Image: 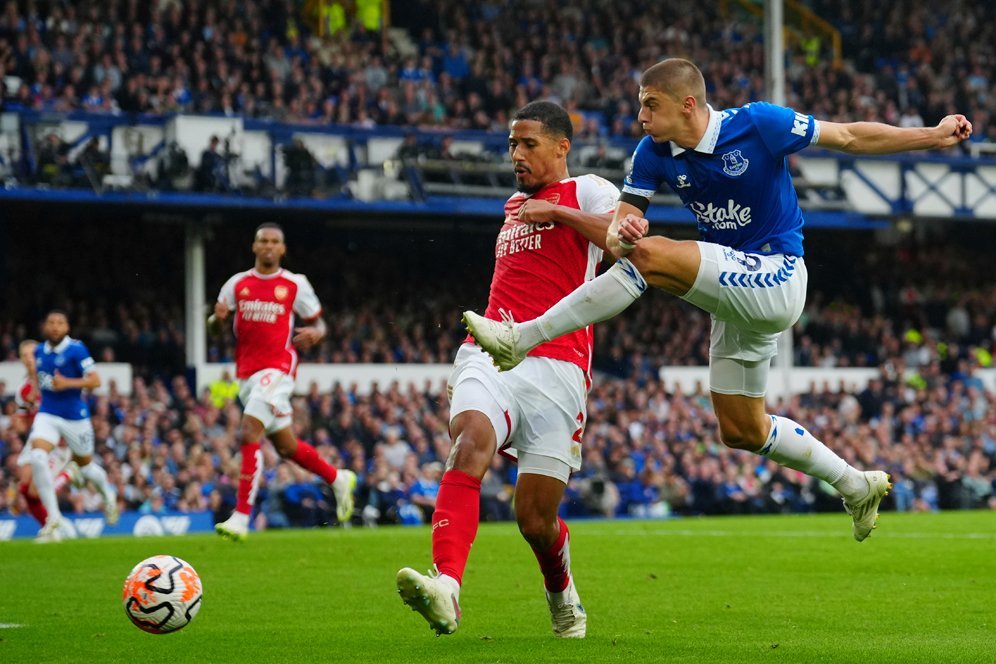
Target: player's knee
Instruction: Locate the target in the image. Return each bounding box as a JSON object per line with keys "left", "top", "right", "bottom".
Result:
{"left": 718, "top": 423, "right": 765, "bottom": 452}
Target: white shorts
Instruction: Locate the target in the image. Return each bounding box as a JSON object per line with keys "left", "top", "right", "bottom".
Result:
{"left": 239, "top": 369, "right": 295, "bottom": 435}
{"left": 682, "top": 241, "right": 808, "bottom": 363}
{"left": 448, "top": 344, "right": 586, "bottom": 479}
{"left": 27, "top": 412, "right": 95, "bottom": 457}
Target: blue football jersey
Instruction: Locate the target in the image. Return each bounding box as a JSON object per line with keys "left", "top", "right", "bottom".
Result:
{"left": 622, "top": 102, "right": 819, "bottom": 256}
{"left": 35, "top": 336, "right": 94, "bottom": 420}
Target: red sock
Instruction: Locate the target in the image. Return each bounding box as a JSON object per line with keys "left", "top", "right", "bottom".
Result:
{"left": 235, "top": 442, "right": 262, "bottom": 516}
{"left": 291, "top": 440, "right": 337, "bottom": 484}
{"left": 531, "top": 517, "right": 572, "bottom": 593}
{"left": 18, "top": 482, "right": 48, "bottom": 525}
{"left": 431, "top": 469, "right": 482, "bottom": 586}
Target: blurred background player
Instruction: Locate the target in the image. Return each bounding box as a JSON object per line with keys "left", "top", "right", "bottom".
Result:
{"left": 14, "top": 339, "right": 81, "bottom": 531}
{"left": 210, "top": 223, "right": 356, "bottom": 541}
{"left": 397, "top": 101, "right": 630, "bottom": 638}
{"left": 25, "top": 311, "right": 117, "bottom": 542}
{"left": 465, "top": 58, "right": 974, "bottom": 542}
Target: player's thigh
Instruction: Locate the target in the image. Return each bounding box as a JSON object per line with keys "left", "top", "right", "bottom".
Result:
{"left": 26, "top": 413, "right": 60, "bottom": 452}
{"left": 448, "top": 347, "right": 512, "bottom": 473}
{"left": 628, "top": 236, "right": 702, "bottom": 297}
{"left": 239, "top": 369, "right": 293, "bottom": 436}
{"left": 57, "top": 418, "right": 96, "bottom": 457}
{"left": 683, "top": 242, "right": 808, "bottom": 333}
{"left": 504, "top": 357, "right": 587, "bottom": 472}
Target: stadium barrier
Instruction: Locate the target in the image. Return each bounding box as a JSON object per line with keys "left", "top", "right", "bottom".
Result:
{"left": 0, "top": 510, "right": 214, "bottom": 541}
{"left": 0, "top": 362, "right": 133, "bottom": 396}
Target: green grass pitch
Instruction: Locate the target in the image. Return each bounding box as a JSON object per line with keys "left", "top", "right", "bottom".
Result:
{"left": 1, "top": 511, "right": 993, "bottom": 663}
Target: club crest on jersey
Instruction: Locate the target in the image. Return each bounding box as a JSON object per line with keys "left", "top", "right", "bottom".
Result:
{"left": 542, "top": 193, "right": 560, "bottom": 205}
{"left": 274, "top": 285, "right": 288, "bottom": 300}
{"left": 721, "top": 150, "right": 749, "bottom": 177}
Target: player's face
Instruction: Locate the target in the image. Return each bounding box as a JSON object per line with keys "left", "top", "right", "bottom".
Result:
{"left": 637, "top": 86, "right": 684, "bottom": 143}
{"left": 252, "top": 228, "right": 286, "bottom": 268}
{"left": 43, "top": 313, "right": 69, "bottom": 343}
{"left": 508, "top": 119, "right": 569, "bottom": 194}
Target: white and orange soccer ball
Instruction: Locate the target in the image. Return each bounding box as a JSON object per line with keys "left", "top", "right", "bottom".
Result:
{"left": 122, "top": 555, "right": 203, "bottom": 634}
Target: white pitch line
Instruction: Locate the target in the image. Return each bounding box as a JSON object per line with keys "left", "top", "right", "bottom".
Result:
{"left": 0, "top": 623, "right": 26, "bottom": 628}
{"left": 617, "top": 528, "right": 996, "bottom": 540}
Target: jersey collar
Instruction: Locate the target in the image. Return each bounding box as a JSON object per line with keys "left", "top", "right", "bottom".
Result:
{"left": 670, "top": 105, "right": 724, "bottom": 156}
{"left": 44, "top": 336, "right": 72, "bottom": 353}
{"left": 250, "top": 268, "right": 285, "bottom": 279}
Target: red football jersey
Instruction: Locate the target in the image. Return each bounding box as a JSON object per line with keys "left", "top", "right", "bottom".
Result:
{"left": 470, "top": 174, "right": 619, "bottom": 377}
{"left": 218, "top": 268, "right": 322, "bottom": 379}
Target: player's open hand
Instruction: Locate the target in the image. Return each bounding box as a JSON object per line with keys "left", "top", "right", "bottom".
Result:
{"left": 936, "top": 114, "right": 972, "bottom": 147}
{"left": 517, "top": 198, "right": 557, "bottom": 224}
{"left": 292, "top": 326, "right": 322, "bottom": 350}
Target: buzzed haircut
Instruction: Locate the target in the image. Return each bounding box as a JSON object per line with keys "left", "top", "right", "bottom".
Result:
{"left": 512, "top": 101, "right": 574, "bottom": 142}
{"left": 46, "top": 309, "right": 69, "bottom": 322}
{"left": 255, "top": 222, "right": 284, "bottom": 238}
{"left": 641, "top": 58, "right": 707, "bottom": 106}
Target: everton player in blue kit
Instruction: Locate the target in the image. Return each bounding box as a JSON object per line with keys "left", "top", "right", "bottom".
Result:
{"left": 464, "top": 58, "right": 972, "bottom": 541}
{"left": 26, "top": 310, "right": 118, "bottom": 541}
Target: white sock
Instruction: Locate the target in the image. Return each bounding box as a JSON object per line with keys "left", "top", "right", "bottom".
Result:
{"left": 518, "top": 258, "right": 648, "bottom": 350}
{"left": 29, "top": 447, "right": 61, "bottom": 522}
{"left": 759, "top": 416, "right": 864, "bottom": 498}
{"left": 227, "top": 511, "right": 250, "bottom": 529}
{"left": 80, "top": 461, "right": 116, "bottom": 503}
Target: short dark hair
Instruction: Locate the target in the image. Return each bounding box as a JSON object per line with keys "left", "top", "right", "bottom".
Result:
{"left": 512, "top": 101, "right": 573, "bottom": 141}
{"left": 255, "top": 222, "right": 284, "bottom": 237}
{"left": 46, "top": 309, "right": 69, "bottom": 323}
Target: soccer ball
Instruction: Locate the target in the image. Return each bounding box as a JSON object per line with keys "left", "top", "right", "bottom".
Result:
{"left": 122, "top": 555, "right": 203, "bottom": 634}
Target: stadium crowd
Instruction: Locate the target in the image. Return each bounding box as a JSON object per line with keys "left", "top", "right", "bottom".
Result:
{"left": 0, "top": 0, "right": 992, "bottom": 145}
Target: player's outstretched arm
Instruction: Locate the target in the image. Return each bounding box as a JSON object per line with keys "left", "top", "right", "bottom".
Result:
{"left": 517, "top": 198, "right": 614, "bottom": 250}
{"left": 816, "top": 115, "right": 972, "bottom": 155}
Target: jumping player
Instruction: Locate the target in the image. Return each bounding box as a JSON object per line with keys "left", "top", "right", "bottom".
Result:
{"left": 465, "top": 58, "right": 973, "bottom": 542}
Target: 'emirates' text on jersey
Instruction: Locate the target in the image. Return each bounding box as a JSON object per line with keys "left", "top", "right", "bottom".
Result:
{"left": 35, "top": 336, "right": 94, "bottom": 420}
{"left": 472, "top": 174, "right": 619, "bottom": 376}
{"left": 622, "top": 102, "right": 820, "bottom": 256}
{"left": 218, "top": 268, "right": 322, "bottom": 379}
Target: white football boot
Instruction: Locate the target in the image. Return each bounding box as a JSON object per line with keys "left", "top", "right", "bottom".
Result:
{"left": 546, "top": 579, "right": 587, "bottom": 638}
{"left": 462, "top": 309, "right": 530, "bottom": 371}
{"left": 215, "top": 512, "right": 250, "bottom": 542}
{"left": 332, "top": 469, "right": 357, "bottom": 525}
{"left": 396, "top": 567, "right": 461, "bottom": 636}
{"left": 35, "top": 517, "right": 65, "bottom": 543}
{"left": 842, "top": 471, "right": 892, "bottom": 542}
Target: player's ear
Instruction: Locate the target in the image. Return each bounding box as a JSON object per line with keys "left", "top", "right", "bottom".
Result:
{"left": 559, "top": 137, "right": 571, "bottom": 158}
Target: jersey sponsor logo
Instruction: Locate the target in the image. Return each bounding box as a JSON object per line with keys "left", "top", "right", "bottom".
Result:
{"left": 689, "top": 199, "right": 752, "bottom": 229}
{"left": 791, "top": 112, "right": 810, "bottom": 137}
{"left": 675, "top": 174, "right": 691, "bottom": 188}
{"left": 240, "top": 287, "right": 251, "bottom": 297}
{"left": 238, "top": 299, "right": 287, "bottom": 323}
{"left": 274, "top": 285, "right": 289, "bottom": 301}
{"left": 721, "top": 149, "right": 749, "bottom": 176}
{"left": 495, "top": 220, "right": 552, "bottom": 258}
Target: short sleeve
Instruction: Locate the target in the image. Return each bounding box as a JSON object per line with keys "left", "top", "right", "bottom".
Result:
{"left": 291, "top": 274, "right": 322, "bottom": 320}
{"left": 576, "top": 174, "right": 620, "bottom": 214}
{"left": 621, "top": 136, "right": 665, "bottom": 201}
{"left": 748, "top": 102, "right": 819, "bottom": 158}
{"left": 217, "top": 272, "right": 242, "bottom": 310}
{"left": 76, "top": 343, "right": 96, "bottom": 374}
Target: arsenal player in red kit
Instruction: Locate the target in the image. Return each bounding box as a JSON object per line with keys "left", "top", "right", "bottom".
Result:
{"left": 210, "top": 223, "right": 356, "bottom": 541}
{"left": 397, "top": 102, "right": 643, "bottom": 638}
